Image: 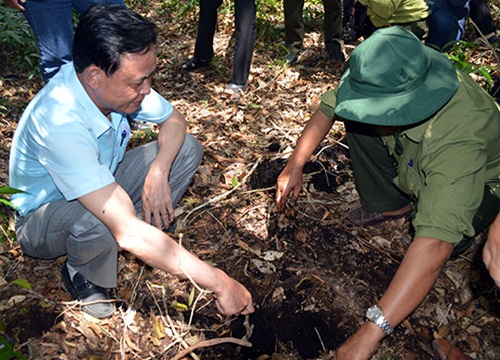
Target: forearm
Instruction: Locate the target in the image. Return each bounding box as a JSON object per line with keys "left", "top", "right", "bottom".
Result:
{"left": 79, "top": 183, "right": 253, "bottom": 315}
{"left": 79, "top": 183, "right": 224, "bottom": 290}
{"left": 119, "top": 219, "right": 227, "bottom": 290}
{"left": 149, "top": 108, "right": 187, "bottom": 177}
{"left": 380, "top": 237, "right": 453, "bottom": 329}
{"left": 287, "top": 109, "right": 334, "bottom": 169}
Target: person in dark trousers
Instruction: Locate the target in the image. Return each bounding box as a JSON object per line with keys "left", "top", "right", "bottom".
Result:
{"left": 426, "top": 0, "right": 470, "bottom": 50}
{"left": 276, "top": 26, "right": 500, "bottom": 358}
{"left": 9, "top": 5, "right": 255, "bottom": 319}
{"left": 179, "top": 0, "right": 256, "bottom": 93}
{"left": 342, "top": 0, "right": 375, "bottom": 42}
{"left": 470, "top": 0, "right": 498, "bottom": 44}
{"left": 283, "top": 0, "right": 345, "bottom": 64}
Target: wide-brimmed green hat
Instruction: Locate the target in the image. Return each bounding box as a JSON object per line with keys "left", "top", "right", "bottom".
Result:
{"left": 334, "top": 26, "right": 459, "bottom": 126}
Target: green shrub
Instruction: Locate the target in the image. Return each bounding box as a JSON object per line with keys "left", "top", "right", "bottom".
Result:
{"left": 446, "top": 40, "right": 496, "bottom": 90}
{"left": 0, "top": 2, "right": 40, "bottom": 80}
{"left": 0, "top": 186, "right": 22, "bottom": 244}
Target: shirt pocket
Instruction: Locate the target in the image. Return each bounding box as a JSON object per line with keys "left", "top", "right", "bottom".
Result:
{"left": 394, "top": 161, "right": 422, "bottom": 199}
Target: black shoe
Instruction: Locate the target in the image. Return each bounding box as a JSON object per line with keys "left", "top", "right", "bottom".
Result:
{"left": 284, "top": 53, "right": 299, "bottom": 66}
{"left": 488, "top": 34, "right": 499, "bottom": 44}
{"left": 179, "top": 56, "right": 211, "bottom": 71}
{"left": 61, "top": 262, "right": 114, "bottom": 318}
{"left": 325, "top": 39, "right": 345, "bottom": 62}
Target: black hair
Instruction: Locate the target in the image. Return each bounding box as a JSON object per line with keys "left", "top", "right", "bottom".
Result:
{"left": 73, "top": 5, "right": 158, "bottom": 75}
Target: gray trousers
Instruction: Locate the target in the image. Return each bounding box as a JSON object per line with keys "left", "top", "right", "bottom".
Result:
{"left": 15, "top": 134, "right": 203, "bottom": 288}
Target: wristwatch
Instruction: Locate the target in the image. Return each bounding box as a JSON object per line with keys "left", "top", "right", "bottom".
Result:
{"left": 366, "top": 305, "right": 394, "bottom": 335}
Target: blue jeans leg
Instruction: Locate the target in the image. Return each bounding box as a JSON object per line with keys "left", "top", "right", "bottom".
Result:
{"left": 426, "top": 0, "right": 470, "bottom": 50}
{"left": 22, "top": 0, "right": 125, "bottom": 82}
{"left": 427, "top": 9, "right": 460, "bottom": 49}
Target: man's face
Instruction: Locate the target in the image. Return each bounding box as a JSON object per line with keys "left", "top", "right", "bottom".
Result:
{"left": 91, "top": 46, "right": 157, "bottom": 115}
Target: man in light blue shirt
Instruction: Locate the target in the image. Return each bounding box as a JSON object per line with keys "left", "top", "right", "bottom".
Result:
{"left": 9, "top": 5, "right": 254, "bottom": 319}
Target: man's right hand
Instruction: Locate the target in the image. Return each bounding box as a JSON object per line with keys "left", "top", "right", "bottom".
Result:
{"left": 212, "top": 269, "right": 255, "bottom": 316}
{"left": 275, "top": 162, "right": 303, "bottom": 212}
{"left": 5, "top": 0, "right": 26, "bottom": 11}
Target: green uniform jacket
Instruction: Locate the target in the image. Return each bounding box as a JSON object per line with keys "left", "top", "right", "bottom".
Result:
{"left": 358, "top": 0, "right": 430, "bottom": 27}
{"left": 320, "top": 71, "right": 500, "bottom": 244}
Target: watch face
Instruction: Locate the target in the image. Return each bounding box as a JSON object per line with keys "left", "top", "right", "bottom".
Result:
{"left": 366, "top": 305, "right": 381, "bottom": 320}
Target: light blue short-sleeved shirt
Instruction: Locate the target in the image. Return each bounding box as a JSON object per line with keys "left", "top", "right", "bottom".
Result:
{"left": 9, "top": 62, "right": 173, "bottom": 217}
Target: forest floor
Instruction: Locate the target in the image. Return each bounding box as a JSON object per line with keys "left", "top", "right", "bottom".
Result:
{"left": 0, "top": 1, "right": 499, "bottom": 359}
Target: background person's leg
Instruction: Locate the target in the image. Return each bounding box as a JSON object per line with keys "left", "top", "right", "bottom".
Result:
{"left": 284, "top": 0, "right": 305, "bottom": 56}
{"left": 193, "top": 0, "right": 223, "bottom": 61}
{"left": 469, "top": 0, "right": 496, "bottom": 39}
{"left": 323, "top": 0, "right": 344, "bottom": 61}
{"left": 22, "top": 0, "right": 74, "bottom": 82}
{"left": 231, "top": 0, "right": 256, "bottom": 86}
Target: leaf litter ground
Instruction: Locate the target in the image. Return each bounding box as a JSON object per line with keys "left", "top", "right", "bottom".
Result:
{"left": 0, "top": 2, "right": 499, "bottom": 359}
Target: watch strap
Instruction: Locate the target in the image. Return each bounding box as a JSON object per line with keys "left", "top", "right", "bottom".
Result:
{"left": 374, "top": 316, "right": 394, "bottom": 335}
{"left": 366, "top": 305, "right": 394, "bottom": 336}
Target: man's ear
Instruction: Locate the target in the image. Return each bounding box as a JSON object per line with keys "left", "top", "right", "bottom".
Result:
{"left": 85, "top": 65, "right": 105, "bottom": 89}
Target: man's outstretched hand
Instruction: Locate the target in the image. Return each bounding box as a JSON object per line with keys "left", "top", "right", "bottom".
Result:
{"left": 212, "top": 269, "right": 255, "bottom": 316}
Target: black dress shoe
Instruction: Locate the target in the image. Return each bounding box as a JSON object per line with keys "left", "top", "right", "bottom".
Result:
{"left": 61, "top": 262, "right": 114, "bottom": 318}
{"left": 284, "top": 53, "right": 299, "bottom": 66}
{"left": 325, "top": 39, "right": 345, "bottom": 62}
{"left": 179, "top": 56, "right": 211, "bottom": 71}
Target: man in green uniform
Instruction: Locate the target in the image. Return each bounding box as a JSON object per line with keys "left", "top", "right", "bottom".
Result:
{"left": 360, "top": 0, "right": 430, "bottom": 30}
{"left": 276, "top": 26, "right": 500, "bottom": 358}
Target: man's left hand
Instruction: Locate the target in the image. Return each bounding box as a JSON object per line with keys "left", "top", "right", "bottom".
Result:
{"left": 142, "top": 175, "right": 174, "bottom": 229}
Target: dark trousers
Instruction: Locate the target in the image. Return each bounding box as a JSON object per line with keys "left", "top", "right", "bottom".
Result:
{"left": 426, "top": 0, "right": 469, "bottom": 50}
{"left": 194, "top": 0, "right": 256, "bottom": 85}
{"left": 469, "top": 0, "right": 496, "bottom": 36}
{"left": 345, "top": 121, "right": 410, "bottom": 213}
{"left": 284, "top": 0, "right": 342, "bottom": 55}
{"left": 345, "top": 121, "right": 500, "bottom": 237}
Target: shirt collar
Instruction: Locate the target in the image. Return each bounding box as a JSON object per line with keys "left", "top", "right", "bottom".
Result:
{"left": 63, "top": 63, "right": 117, "bottom": 136}
{"left": 400, "top": 118, "right": 430, "bottom": 143}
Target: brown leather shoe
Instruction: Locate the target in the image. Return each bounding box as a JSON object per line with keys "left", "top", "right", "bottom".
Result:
{"left": 432, "top": 338, "right": 473, "bottom": 360}
{"left": 346, "top": 206, "right": 411, "bottom": 227}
